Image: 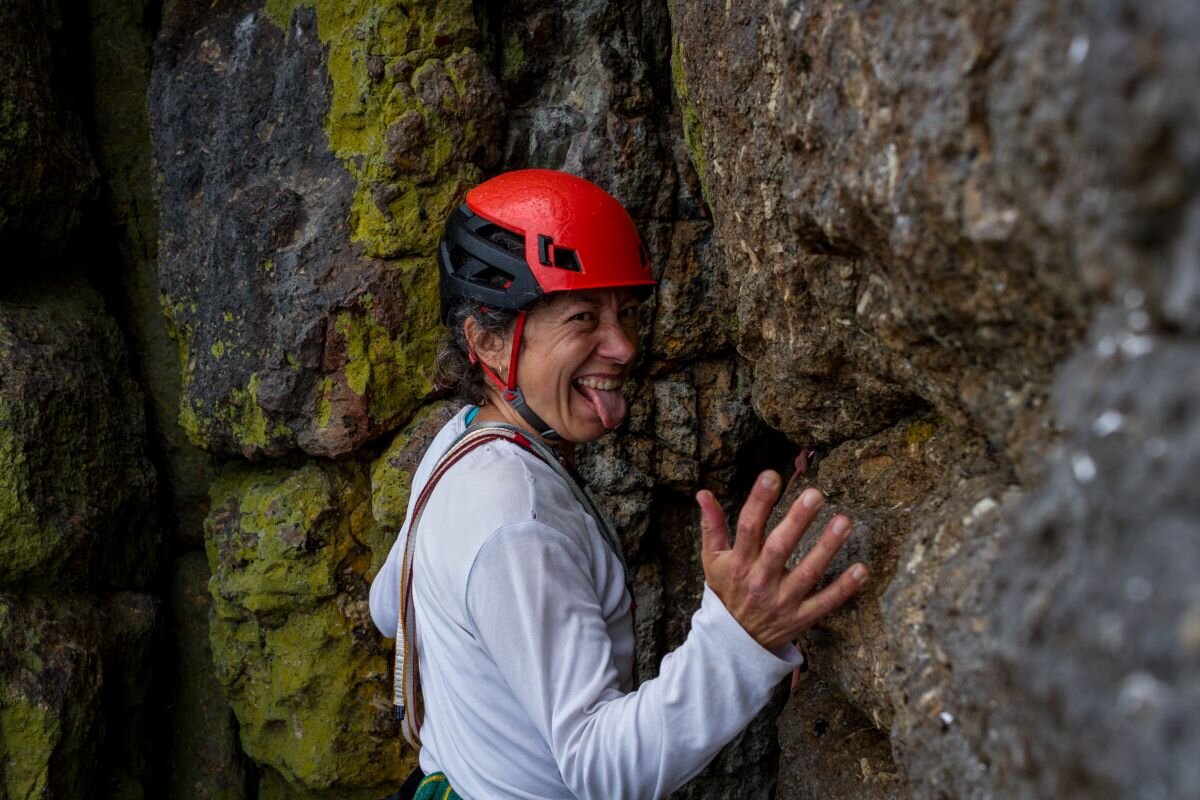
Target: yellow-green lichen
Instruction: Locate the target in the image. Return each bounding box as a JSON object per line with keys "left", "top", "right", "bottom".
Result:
{"left": 315, "top": 376, "right": 335, "bottom": 429}
{"left": 501, "top": 35, "right": 525, "bottom": 82}
{"left": 178, "top": 398, "right": 209, "bottom": 449}
{"left": 203, "top": 461, "right": 415, "bottom": 795}
{"left": 264, "top": 0, "right": 485, "bottom": 259}
{"left": 0, "top": 701, "right": 59, "bottom": 799}
{"left": 905, "top": 412, "right": 945, "bottom": 446}
{"left": 672, "top": 37, "right": 709, "bottom": 206}
{"left": 228, "top": 373, "right": 270, "bottom": 450}
{"left": 331, "top": 262, "right": 439, "bottom": 425}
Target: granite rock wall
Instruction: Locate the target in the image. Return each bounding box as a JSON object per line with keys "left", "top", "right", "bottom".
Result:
{"left": 1, "top": 0, "right": 1196, "bottom": 798}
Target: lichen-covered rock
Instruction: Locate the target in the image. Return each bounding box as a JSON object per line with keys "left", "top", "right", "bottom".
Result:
{"left": 0, "top": 595, "right": 102, "bottom": 799}
{"left": 204, "top": 460, "right": 414, "bottom": 797}
{"left": 369, "top": 400, "right": 458, "bottom": 537}
{"left": 0, "top": 279, "right": 159, "bottom": 589}
{"left": 0, "top": 0, "right": 99, "bottom": 270}
{"left": 0, "top": 592, "right": 159, "bottom": 799}
{"left": 168, "top": 552, "right": 248, "bottom": 800}
{"left": 149, "top": 0, "right": 501, "bottom": 458}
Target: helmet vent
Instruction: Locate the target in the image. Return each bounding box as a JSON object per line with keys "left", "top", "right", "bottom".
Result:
{"left": 471, "top": 266, "right": 515, "bottom": 290}
{"left": 553, "top": 247, "right": 581, "bottom": 272}
{"left": 478, "top": 223, "right": 524, "bottom": 255}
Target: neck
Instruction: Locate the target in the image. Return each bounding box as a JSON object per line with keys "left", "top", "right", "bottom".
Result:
{"left": 473, "top": 400, "right": 576, "bottom": 465}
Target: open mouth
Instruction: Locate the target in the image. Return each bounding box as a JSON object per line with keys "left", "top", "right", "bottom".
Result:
{"left": 572, "top": 376, "right": 627, "bottom": 429}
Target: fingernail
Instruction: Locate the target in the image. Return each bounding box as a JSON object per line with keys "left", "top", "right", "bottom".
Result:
{"left": 760, "top": 472, "right": 779, "bottom": 490}
{"left": 832, "top": 516, "right": 851, "bottom": 537}
{"left": 851, "top": 565, "right": 867, "bottom": 581}
{"left": 801, "top": 488, "right": 824, "bottom": 509}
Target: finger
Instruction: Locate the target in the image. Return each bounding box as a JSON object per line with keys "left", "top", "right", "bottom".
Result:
{"left": 732, "top": 471, "right": 782, "bottom": 558}
{"left": 795, "top": 563, "right": 868, "bottom": 629}
{"left": 758, "top": 488, "right": 826, "bottom": 574}
{"left": 782, "top": 513, "right": 852, "bottom": 598}
{"left": 696, "top": 490, "right": 731, "bottom": 555}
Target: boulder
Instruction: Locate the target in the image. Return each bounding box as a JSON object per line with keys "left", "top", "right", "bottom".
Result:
{"left": 204, "top": 460, "right": 415, "bottom": 797}
{"left": 0, "top": 592, "right": 159, "bottom": 799}
{"left": 0, "top": 279, "right": 159, "bottom": 589}
{"left": 149, "top": 0, "right": 501, "bottom": 458}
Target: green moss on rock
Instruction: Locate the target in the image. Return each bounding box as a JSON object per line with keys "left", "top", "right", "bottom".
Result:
{"left": 671, "top": 37, "right": 709, "bottom": 206}
{"left": 264, "top": 0, "right": 494, "bottom": 259}
{"left": 204, "top": 460, "right": 416, "bottom": 796}
{"left": 368, "top": 400, "right": 457, "bottom": 574}
{"left": 0, "top": 283, "right": 159, "bottom": 588}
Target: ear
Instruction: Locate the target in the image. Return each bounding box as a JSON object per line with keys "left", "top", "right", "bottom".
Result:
{"left": 463, "top": 316, "right": 512, "bottom": 380}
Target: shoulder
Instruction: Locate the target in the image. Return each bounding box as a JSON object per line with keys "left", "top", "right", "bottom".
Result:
{"left": 426, "top": 436, "right": 583, "bottom": 533}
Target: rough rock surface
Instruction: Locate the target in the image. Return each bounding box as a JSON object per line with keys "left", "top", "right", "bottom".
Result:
{"left": 204, "top": 460, "right": 414, "bottom": 798}
{"left": 0, "top": 279, "right": 159, "bottom": 589}
{"left": 86, "top": 0, "right": 217, "bottom": 546}
{"left": 168, "top": 552, "right": 249, "bottom": 800}
{"left": 149, "top": 0, "right": 501, "bottom": 459}
{"left": 0, "top": 0, "right": 98, "bottom": 270}
{"left": 4, "top": 0, "right": 1196, "bottom": 797}
{"left": 0, "top": 592, "right": 159, "bottom": 799}
{"left": 670, "top": 0, "right": 1200, "bottom": 796}
{"left": 370, "top": 400, "right": 458, "bottom": 537}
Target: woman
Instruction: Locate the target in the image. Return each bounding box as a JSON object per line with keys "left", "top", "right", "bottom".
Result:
{"left": 369, "top": 169, "right": 867, "bottom": 799}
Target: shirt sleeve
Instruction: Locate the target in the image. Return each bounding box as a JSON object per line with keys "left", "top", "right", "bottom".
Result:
{"left": 465, "top": 521, "right": 802, "bottom": 799}
{"left": 368, "top": 527, "right": 402, "bottom": 637}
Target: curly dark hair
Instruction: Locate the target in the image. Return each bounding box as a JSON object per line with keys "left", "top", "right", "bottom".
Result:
{"left": 433, "top": 301, "right": 528, "bottom": 405}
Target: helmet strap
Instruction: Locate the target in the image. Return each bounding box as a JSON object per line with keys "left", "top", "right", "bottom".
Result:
{"left": 468, "top": 311, "right": 560, "bottom": 441}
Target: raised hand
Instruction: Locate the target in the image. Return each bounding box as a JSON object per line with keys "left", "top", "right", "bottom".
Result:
{"left": 696, "top": 470, "right": 867, "bottom": 652}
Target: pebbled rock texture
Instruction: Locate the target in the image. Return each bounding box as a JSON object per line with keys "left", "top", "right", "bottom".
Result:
{"left": 150, "top": 0, "right": 501, "bottom": 459}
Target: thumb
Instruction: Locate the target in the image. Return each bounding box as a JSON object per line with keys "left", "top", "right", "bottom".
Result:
{"left": 696, "top": 490, "right": 730, "bottom": 555}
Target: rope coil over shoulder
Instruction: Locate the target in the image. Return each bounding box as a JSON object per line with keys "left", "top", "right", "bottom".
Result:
{"left": 393, "top": 422, "right": 630, "bottom": 749}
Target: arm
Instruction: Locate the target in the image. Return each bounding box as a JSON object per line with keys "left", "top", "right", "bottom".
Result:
{"left": 467, "top": 522, "right": 801, "bottom": 799}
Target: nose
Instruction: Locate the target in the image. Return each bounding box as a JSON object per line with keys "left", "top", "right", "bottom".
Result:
{"left": 596, "top": 313, "right": 638, "bottom": 365}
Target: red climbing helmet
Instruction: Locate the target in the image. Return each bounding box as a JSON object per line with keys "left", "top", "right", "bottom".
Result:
{"left": 437, "top": 169, "right": 656, "bottom": 323}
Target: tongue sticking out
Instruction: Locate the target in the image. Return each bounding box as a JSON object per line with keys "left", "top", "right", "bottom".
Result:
{"left": 575, "top": 384, "right": 627, "bottom": 430}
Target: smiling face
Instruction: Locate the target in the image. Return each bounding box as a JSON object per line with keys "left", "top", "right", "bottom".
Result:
{"left": 473, "top": 288, "right": 642, "bottom": 444}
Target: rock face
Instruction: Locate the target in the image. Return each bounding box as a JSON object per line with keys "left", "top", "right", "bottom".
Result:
{"left": 670, "top": 0, "right": 1200, "bottom": 797}
{"left": 204, "top": 461, "right": 414, "bottom": 798}
{"left": 149, "top": 0, "right": 501, "bottom": 459}
{"left": 3, "top": 0, "right": 1197, "bottom": 798}
{"left": 0, "top": 0, "right": 99, "bottom": 269}
{"left": 0, "top": 592, "right": 160, "bottom": 799}
{"left": 0, "top": 280, "right": 159, "bottom": 589}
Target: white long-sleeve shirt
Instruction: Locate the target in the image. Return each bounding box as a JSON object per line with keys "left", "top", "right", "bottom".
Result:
{"left": 369, "top": 408, "right": 802, "bottom": 799}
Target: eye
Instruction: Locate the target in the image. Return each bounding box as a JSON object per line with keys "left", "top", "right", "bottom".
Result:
{"left": 618, "top": 305, "right": 639, "bottom": 320}
{"left": 569, "top": 311, "right": 596, "bottom": 323}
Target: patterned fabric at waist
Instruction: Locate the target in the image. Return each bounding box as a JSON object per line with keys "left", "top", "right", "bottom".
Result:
{"left": 414, "top": 771, "right": 462, "bottom": 800}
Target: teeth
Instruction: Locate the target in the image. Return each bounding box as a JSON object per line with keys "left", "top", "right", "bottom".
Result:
{"left": 574, "top": 377, "right": 622, "bottom": 391}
